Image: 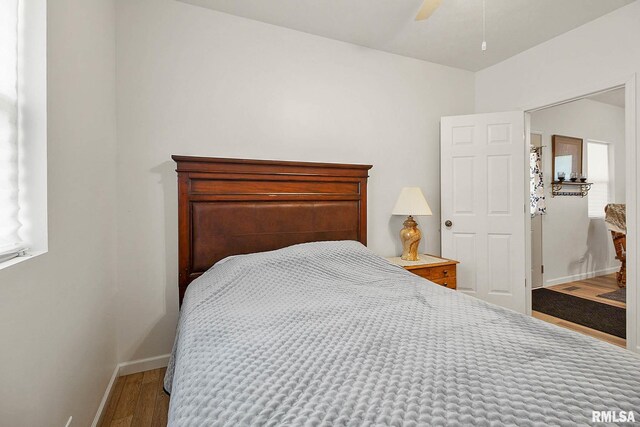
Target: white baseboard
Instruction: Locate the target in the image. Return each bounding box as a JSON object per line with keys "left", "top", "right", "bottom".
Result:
{"left": 90, "top": 364, "right": 119, "bottom": 427}
{"left": 118, "top": 353, "right": 171, "bottom": 376}
{"left": 543, "top": 267, "right": 620, "bottom": 287}
{"left": 91, "top": 354, "right": 170, "bottom": 427}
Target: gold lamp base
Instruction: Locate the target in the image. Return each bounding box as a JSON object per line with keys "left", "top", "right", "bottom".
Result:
{"left": 400, "top": 215, "right": 422, "bottom": 261}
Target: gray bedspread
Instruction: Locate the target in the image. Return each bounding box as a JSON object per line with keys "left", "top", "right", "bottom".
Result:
{"left": 165, "top": 241, "right": 640, "bottom": 426}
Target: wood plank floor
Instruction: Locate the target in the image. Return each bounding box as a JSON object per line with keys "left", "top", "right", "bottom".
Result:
{"left": 543, "top": 273, "right": 625, "bottom": 309}
{"left": 99, "top": 368, "right": 169, "bottom": 427}
{"left": 532, "top": 273, "right": 626, "bottom": 348}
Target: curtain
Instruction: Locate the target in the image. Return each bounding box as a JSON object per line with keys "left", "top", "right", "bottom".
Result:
{"left": 0, "top": 0, "right": 23, "bottom": 261}
{"left": 530, "top": 149, "right": 546, "bottom": 217}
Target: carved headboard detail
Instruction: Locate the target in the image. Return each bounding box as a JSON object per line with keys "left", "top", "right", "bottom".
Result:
{"left": 173, "top": 155, "right": 373, "bottom": 304}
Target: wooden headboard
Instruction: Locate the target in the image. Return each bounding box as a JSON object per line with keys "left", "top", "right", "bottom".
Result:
{"left": 173, "top": 155, "right": 373, "bottom": 304}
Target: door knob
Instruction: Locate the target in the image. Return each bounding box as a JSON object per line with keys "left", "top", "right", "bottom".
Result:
{"left": 445, "top": 220, "right": 453, "bottom": 228}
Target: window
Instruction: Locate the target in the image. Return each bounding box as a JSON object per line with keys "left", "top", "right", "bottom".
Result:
{"left": 587, "top": 141, "right": 612, "bottom": 218}
{"left": 0, "top": 0, "right": 47, "bottom": 267}
{"left": 0, "top": 0, "right": 24, "bottom": 262}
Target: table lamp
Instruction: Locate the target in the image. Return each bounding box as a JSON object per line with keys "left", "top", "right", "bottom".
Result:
{"left": 392, "top": 187, "right": 432, "bottom": 261}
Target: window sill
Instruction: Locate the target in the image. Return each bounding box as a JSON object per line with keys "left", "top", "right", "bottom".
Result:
{"left": 0, "top": 250, "right": 47, "bottom": 272}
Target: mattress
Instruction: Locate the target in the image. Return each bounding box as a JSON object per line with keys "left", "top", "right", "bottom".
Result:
{"left": 165, "top": 240, "right": 640, "bottom": 426}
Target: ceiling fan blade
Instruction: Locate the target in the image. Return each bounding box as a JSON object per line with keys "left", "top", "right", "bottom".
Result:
{"left": 415, "top": 0, "right": 442, "bottom": 21}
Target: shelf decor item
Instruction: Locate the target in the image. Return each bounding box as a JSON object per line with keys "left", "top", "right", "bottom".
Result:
{"left": 392, "top": 187, "right": 432, "bottom": 261}
{"left": 558, "top": 172, "right": 566, "bottom": 182}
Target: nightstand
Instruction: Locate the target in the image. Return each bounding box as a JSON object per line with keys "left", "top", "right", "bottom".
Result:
{"left": 386, "top": 254, "right": 459, "bottom": 289}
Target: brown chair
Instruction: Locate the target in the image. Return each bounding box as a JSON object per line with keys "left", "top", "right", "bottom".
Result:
{"left": 605, "top": 204, "right": 626, "bottom": 288}
{"left": 610, "top": 231, "right": 626, "bottom": 287}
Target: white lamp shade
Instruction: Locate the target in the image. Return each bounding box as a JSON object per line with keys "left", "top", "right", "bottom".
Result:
{"left": 392, "top": 187, "right": 433, "bottom": 216}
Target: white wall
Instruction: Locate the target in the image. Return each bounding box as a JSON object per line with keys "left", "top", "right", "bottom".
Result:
{"left": 475, "top": 0, "right": 639, "bottom": 350}
{"left": 0, "top": 0, "right": 118, "bottom": 426}
{"left": 531, "top": 99, "right": 625, "bottom": 286}
{"left": 476, "top": 2, "right": 640, "bottom": 114}
{"left": 115, "top": 0, "right": 474, "bottom": 362}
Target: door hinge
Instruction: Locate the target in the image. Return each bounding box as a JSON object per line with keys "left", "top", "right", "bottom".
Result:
{"left": 541, "top": 265, "right": 544, "bottom": 274}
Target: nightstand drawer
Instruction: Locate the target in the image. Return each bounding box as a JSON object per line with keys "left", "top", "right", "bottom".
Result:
{"left": 431, "top": 276, "right": 456, "bottom": 289}
{"left": 408, "top": 267, "right": 432, "bottom": 280}
{"left": 408, "top": 265, "right": 455, "bottom": 280}
{"left": 422, "top": 265, "right": 455, "bottom": 280}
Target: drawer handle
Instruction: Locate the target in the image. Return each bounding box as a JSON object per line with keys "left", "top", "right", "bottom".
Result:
{"left": 442, "top": 282, "right": 448, "bottom": 286}
{"left": 443, "top": 270, "right": 448, "bottom": 276}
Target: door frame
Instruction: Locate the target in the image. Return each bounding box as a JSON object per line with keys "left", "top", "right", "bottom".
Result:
{"left": 523, "top": 74, "right": 637, "bottom": 352}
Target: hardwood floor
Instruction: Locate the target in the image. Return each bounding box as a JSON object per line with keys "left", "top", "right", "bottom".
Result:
{"left": 99, "top": 368, "right": 169, "bottom": 427}
{"left": 542, "top": 273, "right": 625, "bottom": 309}
{"left": 532, "top": 273, "right": 626, "bottom": 348}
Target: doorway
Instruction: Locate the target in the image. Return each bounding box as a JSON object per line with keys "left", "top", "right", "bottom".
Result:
{"left": 526, "top": 87, "right": 629, "bottom": 348}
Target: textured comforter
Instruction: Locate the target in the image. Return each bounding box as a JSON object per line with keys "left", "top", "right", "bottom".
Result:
{"left": 165, "top": 241, "right": 640, "bottom": 426}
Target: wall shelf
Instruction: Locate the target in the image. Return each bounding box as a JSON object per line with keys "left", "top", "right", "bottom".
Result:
{"left": 551, "top": 181, "right": 592, "bottom": 197}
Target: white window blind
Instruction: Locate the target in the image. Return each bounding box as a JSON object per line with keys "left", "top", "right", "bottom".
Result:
{"left": 587, "top": 141, "right": 611, "bottom": 218}
{"left": 0, "top": 0, "right": 24, "bottom": 262}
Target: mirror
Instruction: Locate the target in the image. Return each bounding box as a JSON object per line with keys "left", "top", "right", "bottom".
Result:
{"left": 552, "top": 135, "right": 583, "bottom": 181}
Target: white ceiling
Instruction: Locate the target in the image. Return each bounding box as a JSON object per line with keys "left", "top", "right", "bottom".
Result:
{"left": 587, "top": 88, "right": 625, "bottom": 108}
{"left": 177, "top": 0, "right": 634, "bottom": 71}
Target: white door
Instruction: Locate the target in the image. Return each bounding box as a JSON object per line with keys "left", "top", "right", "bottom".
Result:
{"left": 441, "top": 111, "right": 527, "bottom": 313}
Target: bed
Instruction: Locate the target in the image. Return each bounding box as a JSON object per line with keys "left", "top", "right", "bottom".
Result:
{"left": 171, "top": 155, "right": 372, "bottom": 305}
{"left": 166, "top": 156, "right": 640, "bottom": 426}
